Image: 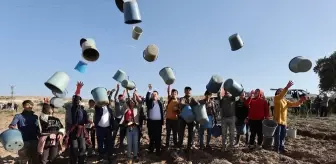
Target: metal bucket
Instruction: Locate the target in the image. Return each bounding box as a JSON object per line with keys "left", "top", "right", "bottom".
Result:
{"left": 206, "top": 75, "right": 224, "bottom": 93}
{"left": 132, "top": 26, "right": 143, "bottom": 40}
{"left": 194, "top": 104, "right": 209, "bottom": 125}
{"left": 286, "top": 128, "right": 297, "bottom": 138}
{"left": 223, "top": 78, "right": 244, "bottom": 97}
{"left": 228, "top": 33, "right": 244, "bottom": 51}
{"left": 289, "top": 56, "right": 312, "bottom": 73}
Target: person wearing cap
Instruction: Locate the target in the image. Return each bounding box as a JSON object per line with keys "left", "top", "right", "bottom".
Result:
{"left": 178, "top": 86, "right": 199, "bottom": 159}
{"left": 198, "top": 90, "right": 217, "bottom": 149}
{"left": 145, "top": 84, "right": 164, "bottom": 156}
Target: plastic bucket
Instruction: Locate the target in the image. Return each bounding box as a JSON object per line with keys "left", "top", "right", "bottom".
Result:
{"left": 80, "top": 38, "right": 99, "bottom": 62}
{"left": 194, "top": 104, "right": 209, "bottom": 125}
{"left": 143, "top": 44, "right": 159, "bottom": 62}
{"left": 123, "top": 0, "right": 142, "bottom": 24}
{"left": 121, "top": 80, "right": 136, "bottom": 90}
{"left": 286, "top": 128, "right": 297, "bottom": 138}
{"left": 180, "top": 105, "right": 195, "bottom": 123}
{"left": 74, "top": 60, "right": 88, "bottom": 73}
{"left": 0, "top": 129, "right": 24, "bottom": 152}
{"left": 263, "top": 136, "right": 274, "bottom": 148}
{"left": 202, "top": 116, "right": 213, "bottom": 129}
{"left": 50, "top": 97, "right": 65, "bottom": 108}
{"left": 206, "top": 75, "right": 224, "bottom": 93}
{"left": 223, "top": 78, "right": 244, "bottom": 97}
{"left": 91, "top": 87, "right": 109, "bottom": 106}
{"left": 132, "top": 26, "right": 143, "bottom": 40}
{"left": 229, "top": 33, "right": 244, "bottom": 51}
{"left": 159, "top": 67, "right": 176, "bottom": 85}
{"left": 113, "top": 69, "right": 127, "bottom": 83}
{"left": 262, "top": 120, "right": 278, "bottom": 137}
{"left": 44, "top": 71, "right": 70, "bottom": 94}
{"left": 289, "top": 56, "right": 312, "bottom": 73}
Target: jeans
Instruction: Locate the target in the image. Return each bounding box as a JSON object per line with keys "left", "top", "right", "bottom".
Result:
{"left": 96, "top": 126, "right": 114, "bottom": 159}
{"left": 249, "top": 120, "right": 263, "bottom": 146}
{"left": 274, "top": 124, "right": 286, "bottom": 151}
{"left": 320, "top": 106, "right": 328, "bottom": 117}
{"left": 177, "top": 117, "right": 194, "bottom": 151}
{"left": 69, "top": 132, "right": 86, "bottom": 164}
{"left": 112, "top": 117, "right": 127, "bottom": 147}
{"left": 19, "top": 140, "right": 38, "bottom": 164}
{"left": 166, "top": 119, "right": 178, "bottom": 147}
{"left": 86, "top": 128, "right": 96, "bottom": 150}
{"left": 40, "top": 142, "right": 59, "bottom": 164}
{"left": 221, "top": 116, "right": 235, "bottom": 147}
{"left": 126, "top": 126, "right": 139, "bottom": 158}
{"left": 199, "top": 127, "right": 211, "bottom": 147}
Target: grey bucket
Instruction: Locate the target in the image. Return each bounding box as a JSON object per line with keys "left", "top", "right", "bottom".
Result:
{"left": 132, "top": 26, "right": 143, "bottom": 40}
{"left": 194, "top": 104, "right": 209, "bottom": 125}
{"left": 223, "top": 79, "right": 244, "bottom": 97}
{"left": 80, "top": 38, "right": 100, "bottom": 62}
{"left": 262, "top": 120, "right": 278, "bottom": 137}
{"left": 159, "top": 67, "right": 176, "bottom": 85}
{"left": 44, "top": 71, "right": 70, "bottom": 94}
{"left": 143, "top": 44, "right": 159, "bottom": 62}
{"left": 206, "top": 75, "right": 224, "bottom": 93}
{"left": 289, "top": 56, "right": 312, "bottom": 73}
{"left": 123, "top": 0, "right": 142, "bottom": 24}
{"left": 52, "top": 89, "right": 67, "bottom": 98}
{"left": 121, "top": 80, "right": 136, "bottom": 90}
{"left": 50, "top": 97, "right": 65, "bottom": 108}
{"left": 229, "top": 33, "right": 244, "bottom": 51}
{"left": 113, "top": 69, "right": 127, "bottom": 83}
{"left": 263, "top": 136, "right": 274, "bottom": 148}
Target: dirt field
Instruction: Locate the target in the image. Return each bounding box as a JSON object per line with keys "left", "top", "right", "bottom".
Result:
{"left": 0, "top": 97, "right": 336, "bottom": 164}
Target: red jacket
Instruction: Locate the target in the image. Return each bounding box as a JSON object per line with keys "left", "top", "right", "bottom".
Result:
{"left": 246, "top": 89, "right": 269, "bottom": 120}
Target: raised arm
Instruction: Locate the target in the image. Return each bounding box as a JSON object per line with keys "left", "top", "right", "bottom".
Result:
{"left": 114, "top": 84, "right": 120, "bottom": 101}
{"left": 133, "top": 89, "right": 142, "bottom": 103}
{"left": 276, "top": 81, "right": 294, "bottom": 99}
{"left": 74, "top": 81, "right": 84, "bottom": 96}
{"left": 167, "top": 85, "right": 171, "bottom": 99}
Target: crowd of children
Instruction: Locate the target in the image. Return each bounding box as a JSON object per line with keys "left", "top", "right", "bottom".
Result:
{"left": 7, "top": 80, "right": 307, "bottom": 164}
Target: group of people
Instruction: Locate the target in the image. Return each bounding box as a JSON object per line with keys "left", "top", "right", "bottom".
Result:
{"left": 7, "top": 80, "right": 308, "bottom": 164}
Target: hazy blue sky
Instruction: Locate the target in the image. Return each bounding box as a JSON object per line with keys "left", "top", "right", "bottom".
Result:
{"left": 0, "top": 0, "right": 334, "bottom": 99}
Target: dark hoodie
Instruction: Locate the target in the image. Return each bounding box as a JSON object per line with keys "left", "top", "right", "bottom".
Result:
{"left": 71, "top": 95, "right": 88, "bottom": 125}
{"left": 235, "top": 98, "right": 249, "bottom": 125}
{"left": 246, "top": 89, "right": 269, "bottom": 120}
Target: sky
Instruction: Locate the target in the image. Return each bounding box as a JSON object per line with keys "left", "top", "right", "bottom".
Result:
{"left": 0, "top": 0, "right": 335, "bottom": 99}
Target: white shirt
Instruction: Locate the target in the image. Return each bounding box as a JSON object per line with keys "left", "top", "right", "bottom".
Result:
{"left": 98, "top": 106, "right": 110, "bottom": 127}
{"left": 149, "top": 101, "right": 161, "bottom": 120}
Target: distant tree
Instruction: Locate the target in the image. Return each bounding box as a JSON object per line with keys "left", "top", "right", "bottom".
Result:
{"left": 313, "top": 52, "right": 336, "bottom": 93}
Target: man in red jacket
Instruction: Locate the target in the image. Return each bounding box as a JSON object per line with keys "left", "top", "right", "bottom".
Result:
{"left": 246, "top": 89, "right": 269, "bottom": 149}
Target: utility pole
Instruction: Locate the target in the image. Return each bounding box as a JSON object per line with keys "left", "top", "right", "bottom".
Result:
{"left": 10, "top": 85, "right": 15, "bottom": 107}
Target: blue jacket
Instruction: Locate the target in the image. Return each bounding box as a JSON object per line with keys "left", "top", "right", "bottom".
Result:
{"left": 9, "top": 111, "right": 40, "bottom": 141}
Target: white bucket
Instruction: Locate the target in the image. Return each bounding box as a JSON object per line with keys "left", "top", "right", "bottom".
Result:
{"left": 286, "top": 128, "right": 297, "bottom": 138}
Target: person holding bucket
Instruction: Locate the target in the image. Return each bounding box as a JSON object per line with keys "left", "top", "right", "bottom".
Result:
{"left": 217, "top": 89, "right": 237, "bottom": 152}
{"left": 120, "top": 89, "right": 142, "bottom": 164}
{"left": 8, "top": 100, "right": 40, "bottom": 164}
{"left": 246, "top": 89, "right": 269, "bottom": 150}
{"left": 178, "top": 86, "right": 199, "bottom": 158}
{"left": 234, "top": 92, "right": 250, "bottom": 147}
{"left": 145, "top": 84, "right": 164, "bottom": 156}
{"left": 94, "top": 90, "right": 117, "bottom": 163}
{"left": 273, "top": 81, "right": 306, "bottom": 153}
{"left": 165, "top": 85, "right": 180, "bottom": 149}
{"left": 63, "top": 82, "right": 90, "bottom": 164}
{"left": 112, "top": 84, "right": 127, "bottom": 149}
{"left": 198, "top": 90, "right": 217, "bottom": 149}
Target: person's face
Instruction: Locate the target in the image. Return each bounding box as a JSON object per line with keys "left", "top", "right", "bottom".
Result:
{"left": 23, "top": 103, "right": 33, "bottom": 111}
{"left": 89, "top": 101, "right": 95, "bottom": 107}
{"left": 118, "top": 95, "right": 124, "bottom": 101}
{"left": 254, "top": 89, "right": 260, "bottom": 97}
{"left": 240, "top": 92, "right": 245, "bottom": 99}
{"left": 172, "top": 91, "right": 178, "bottom": 98}
{"left": 184, "top": 89, "right": 191, "bottom": 96}
{"left": 275, "top": 89, "right": 283, "bottom": 96}
{"left": 129, "top": 101, "right": 135, "bottom": 108}
{"left": 152, "top": 92, "right": 158, "bottom": 100}
{"left": 205, "top": 94, "right": 211, "bottom": 99}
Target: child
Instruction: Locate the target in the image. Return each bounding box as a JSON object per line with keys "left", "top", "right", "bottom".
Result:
{"left": 38, "top": 103, "right": 65, "bottom": 164}
{"left": 86, "top": 99, "right": 96, "bottom": 156}
{"left": 8, "top": 100, "right": 40, "bottom": 164}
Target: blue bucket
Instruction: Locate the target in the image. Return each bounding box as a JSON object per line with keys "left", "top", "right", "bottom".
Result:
{"left": 74, "top": 61, "right": 88, "bottom": 73}
{"left": 236, "top": 124, "right": 247, "bottom": 135}
{"left": 180, "top": 105, "right": 195, "bottom": 123}
{"left": 91, "top": 87, "right": 109, "bottom": 106}
{"left": 202, "top": 116, "right": 213, "bottom": 129}
{"left": 123, "top": 0, "right": 142, "bottom": 24}
{"left": 0, "top": 129, "right": 24, "bottom": 152}
{"left": 211, "top": 124, "right": 222, "bottom": 138}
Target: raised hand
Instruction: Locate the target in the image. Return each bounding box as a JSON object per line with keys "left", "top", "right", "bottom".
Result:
{"left": 76, "top": 81, "right": 84, "bottom": 89}
{"left": 285, "top": 80, "right": 294, "bottom": 89}
{"left": 117, "top": 83, "right": 120, "bottom": 89}
{"left": 250, "top": 90, "right": 255, "bottom": 97}
{"left": 148, "top": 84, "right": 152, "bottom": 90}
{"left": 43, "top": 98, "right": 49, "bottom": 104}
